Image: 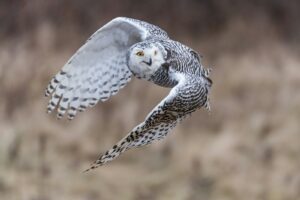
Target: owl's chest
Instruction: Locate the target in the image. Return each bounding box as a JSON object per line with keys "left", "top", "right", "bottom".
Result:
{"left": 150, "top": 65, "right": 178, "bottom": 88}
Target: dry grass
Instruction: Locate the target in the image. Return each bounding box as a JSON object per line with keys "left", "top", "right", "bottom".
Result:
{"left": 1, "top": 16, "right": 300, "bottom": 200}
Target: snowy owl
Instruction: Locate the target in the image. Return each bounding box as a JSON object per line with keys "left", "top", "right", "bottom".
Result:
{"left": 45, "top": 17, "right": 212, "bottom": 171}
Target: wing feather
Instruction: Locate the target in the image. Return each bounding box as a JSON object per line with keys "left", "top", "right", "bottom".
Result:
{"left": 84, "top": 73, "right": 211, "bottom": 171}
{"left": 45, "top": 17, "right": 167, "bottom": 119}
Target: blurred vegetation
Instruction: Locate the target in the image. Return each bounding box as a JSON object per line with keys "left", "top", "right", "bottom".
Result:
{"left": 0, "top": 0, "right": 300, "bottom": 200}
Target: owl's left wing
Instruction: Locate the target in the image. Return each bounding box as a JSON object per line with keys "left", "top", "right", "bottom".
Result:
{"left": 85, "top": 73, "right": 210, "bottom": 171}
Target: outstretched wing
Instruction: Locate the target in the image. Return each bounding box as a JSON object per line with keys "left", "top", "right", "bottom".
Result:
{"left": 45, "top": 17, "right": 168, "bottom": 119}
{"left": 84, "top": 73, "right": 210, "bottom": 171}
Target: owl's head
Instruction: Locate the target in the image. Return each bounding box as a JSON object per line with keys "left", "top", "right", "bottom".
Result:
{"left": 127, "top": 42, "right": 166, "bottom": 80}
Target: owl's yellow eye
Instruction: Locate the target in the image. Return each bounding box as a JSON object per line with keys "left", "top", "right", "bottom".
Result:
{"left": 136, "top": 51, "right": 144, "bottom": 56}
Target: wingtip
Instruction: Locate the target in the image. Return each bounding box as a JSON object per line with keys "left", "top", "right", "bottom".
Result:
{"left": 44, "top": 88, "right": 51, "bottom": 97}
{"left": 82, "top": 168, "right": 91, "bottom": 173}
{"left": 56, "top": 114, "right": 63, "bottom": 120}
{"left": 67, "top": 115, "right": 75, "bottom": 121}
{"left": 47, "top": 108, "right": 52, "bottom": 114}
{"left": 82, "top": 164, "right": 99, "bottom": 173}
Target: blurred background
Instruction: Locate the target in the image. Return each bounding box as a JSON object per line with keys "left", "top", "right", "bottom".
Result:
{"left": 1, "top": 0, "right": 300, "bottom": 200}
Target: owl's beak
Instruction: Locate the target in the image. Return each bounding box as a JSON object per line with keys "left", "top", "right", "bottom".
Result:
{"left": 142, "top": 58, "right": 152, "bottom": 66}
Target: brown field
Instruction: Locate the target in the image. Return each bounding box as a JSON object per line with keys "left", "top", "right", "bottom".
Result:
{"left": 0, "top": 1, "right": 300, "bottom": 200}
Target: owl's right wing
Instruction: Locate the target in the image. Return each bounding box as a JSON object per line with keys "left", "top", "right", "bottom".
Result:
{"left": 84, "top": 73, "right": 211, "bottom": 171}
{"left": 45, "top": 17, "right": 169, "bottom": 119}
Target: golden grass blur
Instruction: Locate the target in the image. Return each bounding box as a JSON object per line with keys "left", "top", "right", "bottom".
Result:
{"left": 1, "top": 1, "right": 300, "bottom": 200}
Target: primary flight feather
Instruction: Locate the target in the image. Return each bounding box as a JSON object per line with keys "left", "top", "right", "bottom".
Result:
{"left": 45, "top": 17, "right": 212, "bottom": 171}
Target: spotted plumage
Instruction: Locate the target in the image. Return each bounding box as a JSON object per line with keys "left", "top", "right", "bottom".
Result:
{"left": 44, "top": 17, "right": 212, "bottom": 171}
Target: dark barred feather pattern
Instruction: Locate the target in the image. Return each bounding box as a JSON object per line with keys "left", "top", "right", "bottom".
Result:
{"left": 44, "top": 17, "right": 212, "bottom": 171}
{"left": 44, "top": 17, "right": 168, "bottom": 120}
{"left": 45, "top": 53, "right": 132, "bottom": 120}
{"left": 85, "top": 71, "right": 212, "bottom": 171}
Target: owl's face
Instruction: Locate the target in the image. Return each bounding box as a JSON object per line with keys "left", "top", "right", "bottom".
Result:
{"left": 127, "top": 42, "right": 166, "bottom": 80}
